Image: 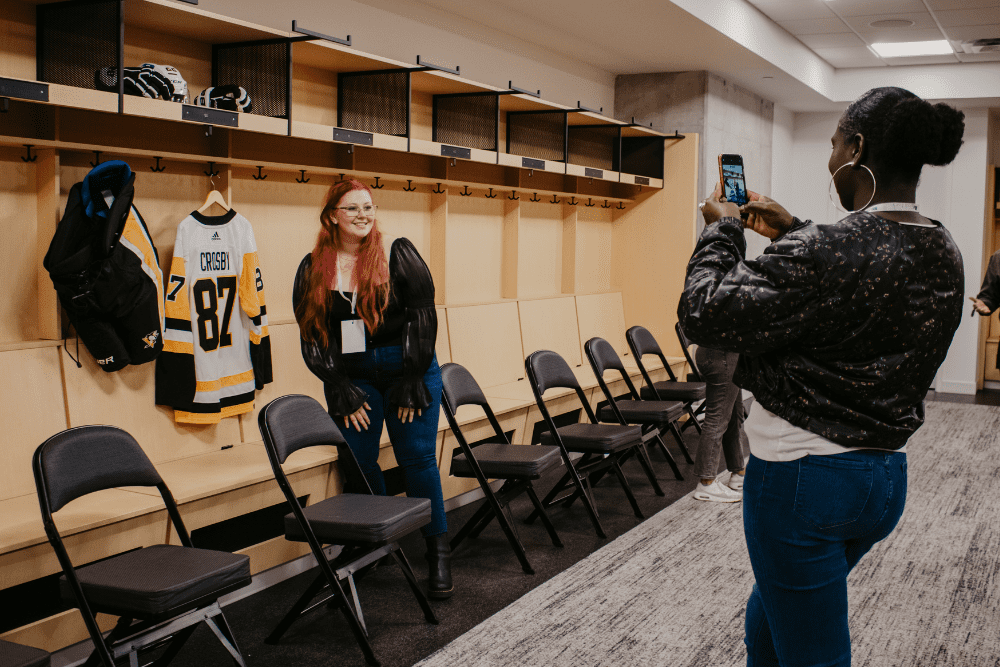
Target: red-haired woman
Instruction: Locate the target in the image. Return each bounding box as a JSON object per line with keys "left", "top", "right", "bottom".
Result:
{"left": 293, "top": 178, "right": 451, "bottom": 598}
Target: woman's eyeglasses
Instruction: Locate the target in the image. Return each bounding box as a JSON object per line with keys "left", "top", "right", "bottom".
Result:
{"left": 335, "top": 204, "right": 377, "bottom": 219}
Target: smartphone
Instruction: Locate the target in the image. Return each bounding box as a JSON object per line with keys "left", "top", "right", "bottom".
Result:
{"left": 718, "top": 154, "right": 749, "bottom": 206}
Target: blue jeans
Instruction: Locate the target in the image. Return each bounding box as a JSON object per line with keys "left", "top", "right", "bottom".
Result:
{"left": 743, "top": 450, "right": 907, "bottom": 667}
{"left": 336, "top": 346, "right": 446, "bottom": 538}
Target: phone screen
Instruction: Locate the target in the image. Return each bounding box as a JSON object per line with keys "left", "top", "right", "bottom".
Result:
{"left": 720, "top": 159, "right": 749, "bottom": 206}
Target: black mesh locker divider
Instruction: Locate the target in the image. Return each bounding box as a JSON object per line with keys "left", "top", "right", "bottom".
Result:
{"left": 433, "top": 93, "right": 498, "bottom": 151}
{"left": 338, "top": 70, "right": 410, "bottom": 137}
{"left": 36, "top": 0, "right": 121, "bottom": 92}
{"left": 507, "top": 110, "right": 567, "bottom": 163}
{"left": 568, "top": 124, "right": 620, "bottom": 172}
{"left": 621, "top": 136, "right": 666, "bottom": 180}
{"left": 213, "top": 38, "right": 291, "bottom": 119}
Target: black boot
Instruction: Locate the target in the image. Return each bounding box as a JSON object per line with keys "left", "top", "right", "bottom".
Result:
{"left": 424, "top": 534, "right": 453, "bottom": 599}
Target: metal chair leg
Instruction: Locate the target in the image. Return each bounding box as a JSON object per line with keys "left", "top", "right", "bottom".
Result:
{"left": 204, "top": 613, "right": 247, "bottom": 667}
{"left": 450, "top": 500, "right": 493, "bottom": 551}
{"left": 525, "top": 482, "right": 562, "bottom": 548}
{"left": 147, "top": 624, "right": 199, "bottom": 667}
{"left": 468, "top": 507, "right": 497, "bottom": 539}
{"left": 525, "top": 469, "right": 574, "bottom": 523}
{"left": 265, "top": 571, "right": 329, "bottom": 644}
{"left": 668, "top": 421, "right": 694, "bottom": 464}
{"left": 611, "top": 457, "right": 645, "bottom": 519}
{"left": 654, "top": 433, "right": 684, "bottom": 480}
{"left": 494, "top": 501, "right": 534, "bottom": 574}
{"left": 389, "top": 548, "right": 439, "bottom": 624}
{"left": 635, "top": 442, "right": 666, "bottom": 496}
{"left": 684, "top": 405, "right": 703, "bottom": 433}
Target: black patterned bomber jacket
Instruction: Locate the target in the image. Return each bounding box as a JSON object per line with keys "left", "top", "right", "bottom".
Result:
{"left": 293, "top": 237, "right": 437, "bottom": 418}
{"left": 678, "top": 213, "right": 964, "bottom": 450}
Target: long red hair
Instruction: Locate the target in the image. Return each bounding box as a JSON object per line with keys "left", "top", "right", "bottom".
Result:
{"left": 295, "top": 179, "right": 390, "bottom": 346}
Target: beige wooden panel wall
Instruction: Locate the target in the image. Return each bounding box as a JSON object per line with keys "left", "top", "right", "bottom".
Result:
{"left": 447, "top": 302, "right": 524, "bottom": 387}
{"left": 291, "top": 63, "right": 338, "bottom": 127}
{"left": 517, "top": 296, "right": 582, "bottom": 368}
{"left": 124, "top": 26, "right": 212, "bottom": 102}
{"left": 0, "top": 347, "right": 68, "bottom": 500}
{"left": 576, "top": 292, "right": 629, "bottom": 359}
{"left": 2, "top": 0, "right": 35, "bottom": 80}
{"left": 517, "top": 200, "right": 563, "bottom": 299}
{"left": 445, "top": 196, "right": 505, "bottom": 304}
{"left": 0, "top": 149, "right": 40, "bottom": 343}
{"left": 575, "top": 207, "right": 614, "bottom": 295}
{"left": 436, "top": 307, "right": 452, "bottom": 364}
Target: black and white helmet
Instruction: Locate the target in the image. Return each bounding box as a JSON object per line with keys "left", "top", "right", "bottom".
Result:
{"left": 193, "top": 85, "right": 252, "bottom": 113}
{"left": 94, "top": 63, "right": 188, "bottom": 103}
{"left": 142, "top": 63, "right": 188, "bottom": 103}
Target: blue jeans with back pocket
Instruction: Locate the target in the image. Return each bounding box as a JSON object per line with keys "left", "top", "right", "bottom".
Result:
{"left": 743, "top": 450, "right": 907, "bottom": 667}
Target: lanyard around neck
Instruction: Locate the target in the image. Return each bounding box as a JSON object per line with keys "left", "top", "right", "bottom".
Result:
{"left": 336, "top": 252, "right": 358, "bottom": 315}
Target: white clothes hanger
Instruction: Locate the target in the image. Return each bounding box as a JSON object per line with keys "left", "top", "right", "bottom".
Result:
{"left": 198, "top": 172, "right": 230, "bottom": 214}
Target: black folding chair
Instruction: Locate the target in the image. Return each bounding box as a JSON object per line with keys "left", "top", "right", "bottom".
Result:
{"left": 0, "top": 639, "right": 50, "bottom": 667}
{"left": 524, "top": 350, "right": 646, "bottom": 539}
{"left": 32, "top": 426, "right": 250, "bottom": 667}
{"left": 257, "top": 395, "right": 437, "bottom": 667}
{"left": 440, "top": 363, "right": 563, "bottom": 574}
{"left": 627, "top": 325, "right": 706, "bottom": 439}
{"left": 585, "top": 336, "right": 686, "bottom": 482}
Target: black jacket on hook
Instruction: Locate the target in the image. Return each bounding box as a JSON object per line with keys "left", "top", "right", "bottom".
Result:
{"left": 293, "top": 237, "right": 437, "bottom": 417}
{"left": 43, "top": 161, "right": 165, "bottom": 372}
{"left": 678, "top": 212, "right": 963, "bottom": 451}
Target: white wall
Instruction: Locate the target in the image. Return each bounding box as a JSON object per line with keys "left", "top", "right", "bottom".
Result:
{"left": 202, "top": 0, "right": 616, "bottom": 112}
{"left": 774, "top": 107, "right": 990, "bottom": 395}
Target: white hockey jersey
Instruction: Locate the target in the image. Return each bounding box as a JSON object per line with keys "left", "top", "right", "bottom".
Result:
{"left": 155, "top": 209, "right": 272, "bottom": 424}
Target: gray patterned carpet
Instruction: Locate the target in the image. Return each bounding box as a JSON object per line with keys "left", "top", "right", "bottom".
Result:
{"left": 415, "top": 401, "right": 1000, "bottom": 667}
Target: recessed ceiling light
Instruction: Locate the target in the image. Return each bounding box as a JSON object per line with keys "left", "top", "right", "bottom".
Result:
{"left": 870, "top": 19, "right": 915, "bottom": 28}
{"left": 870, "top": 40, "right": 953, "bottom": 57}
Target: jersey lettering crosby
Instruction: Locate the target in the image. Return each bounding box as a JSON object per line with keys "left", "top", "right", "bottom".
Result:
{"left": 155, "top": 209, "right": 272, "bottom": 424}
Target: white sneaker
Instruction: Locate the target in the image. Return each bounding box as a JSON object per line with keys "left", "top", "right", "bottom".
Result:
{"left": 693, "top": 479, "right": 743, "bottom": 503}
{"left": 724, "top": 471, "right": 745, "bottom": 491}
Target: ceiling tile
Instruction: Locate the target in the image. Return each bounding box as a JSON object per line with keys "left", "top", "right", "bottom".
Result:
{"left": 797, "top": 32, "right": 866, "bottom": 48}
{"left": 840, "top": 12, "right": 940, "bottom": 32}
{"left": 881, "top": 54, "right": 961, "bottom": 65}
{"left": 955, "top": 51, "right": 1000, "bottom": 62}
{"left": 935, "top": 7, "right": 1000, "bottom": 26}
{"left": 926, "top": 0, "right": 1000, "bottom": 10}
{"left": 944, "top": 25, "right": 1000, "bottom": 41}
{"left": 812, "top": 46, "right": 887, "bottom": 68}
{"left": 746, "top": 1, "right": 836, "bottom": 22}
{"left": 855, "top": 27, "right": 950, "bottom": 43}
{"left": 827, "top": 0, "right": 929, "bottom": 17}
{"left": 777, "top": 17, "right": 854, "bottom": 35}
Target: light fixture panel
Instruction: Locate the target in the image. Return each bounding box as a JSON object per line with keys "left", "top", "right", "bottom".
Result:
{"left": 870, "top": 40, "right": 954, "bottom": 58}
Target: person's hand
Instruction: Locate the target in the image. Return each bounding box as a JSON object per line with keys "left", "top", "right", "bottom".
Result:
{"left": 398, "top": 406, "right": 422, "bottom": 423}
{"left": 344, "top": 402, "right": 371, "bottom": 431}
{"left": 740, "top": 195, "right": 794, "bottom": 240}
{"left": 970, "top": 297, "right": 992, "bottom": 317}
{"left": 700, "top": 182, "right": 740, "bottom": 224}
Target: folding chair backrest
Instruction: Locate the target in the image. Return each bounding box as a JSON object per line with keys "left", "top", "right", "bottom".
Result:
{"left": 525, "top": 349, "right": 581, "bottom": 395}
{"left": 585, "top": 336, "right": 627, "bottom": 378}
{"left": 674, "top": 322, "right": 702, "bottom": 381}
{"left": 440, "top": 362, "right": 489, "bottom": 411}
{"left": 627, "top": 325, "right": 678, "bottom": 382}
{"left": 258, "top": 394, "right": 347, "bottom": 465}
{"left": 33, "top": 426, "right": 163, "bottom": 514}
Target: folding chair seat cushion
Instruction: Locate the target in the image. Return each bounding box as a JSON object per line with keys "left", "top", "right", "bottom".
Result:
{"left": 598, "top": 399, "right": 686, "bottom": 424}
{"left": 59, "top": 544, "right": 250, "bottom": 617}
{"left": 286, "top": 494, "right": 431, "bottom": 544}
{"left": 640, "top": 380, "right": 706, "bottom": 402}
{"left": 451, "top": 443, "right": 562, "bottom": 479}
{"left": 0, "top": 640, "right": 50, "bottom": 667}
{"left": 540, "top": 423, "right": 642, "bottom": 453}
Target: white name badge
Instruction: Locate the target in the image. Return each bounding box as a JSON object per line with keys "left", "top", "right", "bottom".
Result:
{"left": 341, "top": 318, "right": 366, "bottom": 354}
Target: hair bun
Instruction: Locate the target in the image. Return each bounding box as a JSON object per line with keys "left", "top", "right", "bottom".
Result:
{"left": 931, "top": 103, "right": 965, "bottom": 166}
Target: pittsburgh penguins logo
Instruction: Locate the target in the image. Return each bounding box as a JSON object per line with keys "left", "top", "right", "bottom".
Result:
{"left": 143, "top": 330, "right": 160, "bottom": 349}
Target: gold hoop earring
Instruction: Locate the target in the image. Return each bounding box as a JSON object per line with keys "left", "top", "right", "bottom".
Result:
{"left": 829, "top": 162, "right": 876, "bottom": 214}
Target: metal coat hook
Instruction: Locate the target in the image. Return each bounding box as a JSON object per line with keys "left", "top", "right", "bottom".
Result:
{"left": 459, "top": 185, "right": 472, "bottom": 197}
{"left": 638, "top": 185, "right": 643, "bottom": 193}
{"left": 346, "top": 146, "right": 353, "bottom": 155}
{"left": 296, "top": 169, "right": 310, "bottom": 184}
{"left": 90, "top": 151, "right": 103, "bottom": 167}
{"left": 252, "top": 166, "right": 267, "bottom": 180}
{"left": 205, "top": 125, "right": 213, "bottom": 137}
{"left": 150, "top": 157, "right": 165, "bottom": 173}
{"left": 403, "top": 180, "right": 417, "bottom": 192}
{"left": 372, "top": 176, "right": 384, "bottom": 189}
{"left": 1, "top": 98, "right": 9, "bottom": 113}
{"left": 485, "top": 188, "right": 497, "bottom": 199}
{"left": 508, "top": 191, "right": 519, "bottom": 201}
{"left": 338, "top": 173, "right": 346, "bottom": 182}
{"left": 617, "top": 202, "right": 626, "bottom": 210}
{"left": 450, "top": 158, "right": 457, "bottom": 168}
{"left": 21, "top": 144, "right": 37, "bottom": 163}
{"left": 601, "top": 200, "right": 612, "bottom": 209}
{"left": 567, "top": 196, "right": 578, "bottom": 206}
{"left": 550, "top": 194, "right": 560, "bottom": 204}
{"left": 529, "top": 193, "right": 541, "bottom": 202}
{"left": 585, "top": 198, "right": 595, "bottom": 207}
{"left": 204, "top": 162, "right": 219, "bottom": 178}
{"left": 432, "top": 183, "right": 445, "bottom": 194}
{"left": 527, "top": 169, "right": 534, "bottom": 177}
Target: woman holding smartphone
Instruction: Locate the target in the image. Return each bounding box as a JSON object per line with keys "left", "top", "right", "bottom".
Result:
{"left": 680, "top": 87, "right": 965, "bottom": 666}
{"left": 293, "top": 178, "right": 451, "bottom": 599}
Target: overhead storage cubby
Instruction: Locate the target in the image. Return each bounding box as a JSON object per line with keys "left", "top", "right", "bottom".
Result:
{"left": 505, "top": 109, "right": 567, "bottom": 174}
{"left": 213, "top": 37, "right": 291, "bottom": 122}
{"left": 621, "top": 125, "right": 668, "bottom": 186}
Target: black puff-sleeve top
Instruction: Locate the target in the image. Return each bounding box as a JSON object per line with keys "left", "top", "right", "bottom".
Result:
{"left": 292, "top": 237, "right": 438, "bottom": 418}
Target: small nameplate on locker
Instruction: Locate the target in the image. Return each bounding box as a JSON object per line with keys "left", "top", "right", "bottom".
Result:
{"left": 441, "top": 145, "right": 471, "bottom": 160}
{"left": 585, "top": 168, "right": 604, "bottom": 179}
{"left": 522, "top": 157, "right": 545, "bottom": 170}
{"left": 0, "top": 77, "right": 48, "bottom": 102}
{"left": 333, "top": 128, "right": 373, "bottom": 146}
{"left": 634, "top": 176, "right": 650, "bottom": 186}
{"left": 182, "top": 105, "right": 238, "bottom": 127}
